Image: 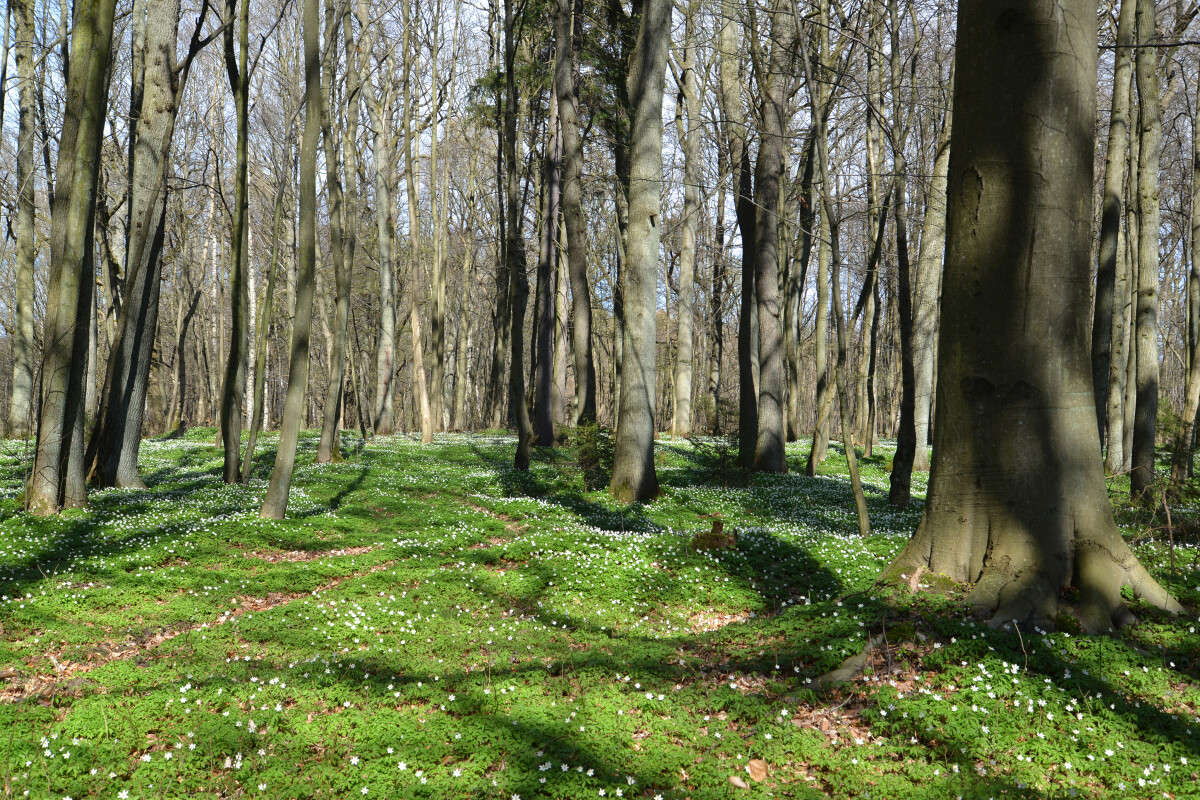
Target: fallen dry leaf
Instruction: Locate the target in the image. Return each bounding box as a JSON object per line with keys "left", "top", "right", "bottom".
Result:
{"left": 729, "top": 775, "right": 750, "bottom": 789}
{"left": 747, "top": 759, "right": 769, "bottom": 782}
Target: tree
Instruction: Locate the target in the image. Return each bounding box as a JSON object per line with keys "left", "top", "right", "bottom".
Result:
{"left": 554, "top": 0, "right": 596, "bottom": 425}
{"left": 9, "top": 0, "right": 36, "bottom": 439}
{"left": 883, "top": 0, "right": 1180, "bottom": 632}
{"left": 751, "top": 0, "right": 796, "bottom": 473}
{"left": 669, "top": 0, "right": 700, "bottom": 440}
{"left": 261, "top": 0, "right": 320, "bottom": 519}
{"left": 87, "top": 0, "right": 212, "bottom": 488}
{"left": 1130, "top": 0, "right": 1162, "bottom": 501}
{"left": 609, "top": 0, "right": 670, "bottom": 502}
{"left": 219, "top": 0, "right": 252, "bottom": 484}
{"left": 1093, "top": 0, "right": 1136, "bottom": 460}
{"left": 316, "top": 0, "right": 360, "bottom": 464}
{"left": 27, "top": 0, "right": 118, "bottom": 515}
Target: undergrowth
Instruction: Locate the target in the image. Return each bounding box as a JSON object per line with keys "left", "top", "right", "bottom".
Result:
{"left": 0, "top": 430, "right": 1196, "bottom": 799}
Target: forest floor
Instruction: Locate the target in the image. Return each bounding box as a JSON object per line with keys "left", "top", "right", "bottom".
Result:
{"left": 0, "top": 430, "right": 1197, "bottom": 799}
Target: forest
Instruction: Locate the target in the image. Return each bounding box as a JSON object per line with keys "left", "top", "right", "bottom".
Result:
{"left": 0, "top": 0, "right": 1199, "bottom": 797}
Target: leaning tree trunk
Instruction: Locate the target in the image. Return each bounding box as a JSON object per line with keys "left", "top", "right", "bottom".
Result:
{"left": 261, "top": 0, "right": 320, "bottom": 520}
{"left": 1130, "top": 0, "right": 1161, "bottom": 502}
{"left": 609, "top": 0, "right": 670, "bottom": 502}
{"left": 882, "top": 0, "right": 1181, "bottom": 633}
{"left": 9, "top": 0, "right": 36, "bottom": 439}
{"left": 28, "top": 0, "right": 116, "bottom": 515}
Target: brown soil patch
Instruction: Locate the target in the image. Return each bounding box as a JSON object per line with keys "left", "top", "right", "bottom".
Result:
{"left": 688, "top": 609, "right": 752, "bottom": 633}
{"left": 2, "top": 561, "right": 395, "bottom": 705}
{"left": 246, "top": 545, "right": 375, "bottom": 563}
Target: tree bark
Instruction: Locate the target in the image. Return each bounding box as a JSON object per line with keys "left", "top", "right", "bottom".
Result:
{"left": 89, "top": 0, "right": 198, "bottom": 489}
{"left": 554, "top": 0, "right": 595, "bottom": 426}
{"left": 28, "top": 0, "right": 117, "bottom": 515}
{"left": 912, "top": 63, "right": 954, "bottom": 472}
{"left": 1093, "top": 0, "right": 1136, "bottom": 451}
{"left": 751, "top": 1, "right": 795, "bottom": 473}
{"left": 883, "top": 0, "right": 1180, "bottom": 632}
{"left": 609, "top": 0, "right": 670, "bottom": 502}
{"left": 1169, "top": 70, "right": 1200, "bottom": 488}
{"left": 719, "top": 0, "right": 758, "bottom": 469}
{"left": 402, "top": 0, "right": 434, "bottom": 445}
{"left": 671, "top": 0, "right": 701, "bottom": 440}
{"left": 317, "top": 1, "right": 359, "bottom": 463}
{"left": 219, "top": 0, "right": 250, "bottom": 483}
{"left": 533, "top": 93, "right": 562, "bottom": 446}
{"left": 261, "top": 0, "right": 320, "bottom": 519}
{"left": 1130, "top": 0, "right": 1161, "bottom": 501}
{"left": 9, "top": 0, "right": 36, "bottom": 439}
{"left": 886, "top": 0, "right": 917, "bottom": 508}
{"left": 502, "top": 0, "right": 533, "bottom": 467}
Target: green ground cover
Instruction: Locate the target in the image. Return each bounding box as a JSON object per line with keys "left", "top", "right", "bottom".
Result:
{"left": 0, "top": 430, "right": 1197, "bottom": 799}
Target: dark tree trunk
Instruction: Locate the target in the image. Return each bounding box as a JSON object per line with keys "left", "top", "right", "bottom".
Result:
{"left": 883, "top": 0, "right": 1180, "bottom": 632}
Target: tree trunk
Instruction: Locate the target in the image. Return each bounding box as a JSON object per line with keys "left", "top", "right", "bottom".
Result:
{"left": 401, "top": 1, "right": 434, "bottom": 446}
{"left": 533, "top": 93, "right": 562, "bottom": 446}
{"left": 805, "top": 6, "right": 833, "bottom": 477}
{"left": 28, "top": 0, "right": 117, "bottom": 515}
{"left": 554, "top": 0, "right": 595, "bottom": 426}
{"left": 719, "top": 0, "right": 757, "bottom": 468}
{"left": 671, "top": 0, "right": 700, "bottom": 440}
{"left": 9, "top": 0, "right": 36, "bottom": 439}
{"left": 609, "top": 0, "right": 670, "bottom": 502}
{"left": 883, "top": 0, "right": 1180, "bottom": 632}
{"left": 356, "top": 2, "right": 397, "bottom": 436}
{"left": 886, "top": 0, "right": 917, "bottom": 508}
{"left": 751, "top": 2, "right": 794, "bottom": 473}
{"left": 1130, "top": 0, "right": 1161, "bottom": 501}
{"left": 1093, "top": 0, "right": 1136, "bottom": 450}
{"left": 242, "top": 179, "right": 286, "bottom": 482}
{"left": 912, "top": 63, "right": 954, "bottom": 472}
{"left": 261, "top": 0, "right": 320, "bottom": 520}
{"left": 1169, "top": 71, "right": 1200, "bottom": 487}
{"left": 317, "top": 1, "right": 359, "bottom": 463}
{"left": 218, "top": 0, "right": 250, "bottom": 483}
{"left": 503, "top": 0, "right": 533, "bottom": 467}
{"left": 89, "top": 0, "right": 195, "bottom": 489}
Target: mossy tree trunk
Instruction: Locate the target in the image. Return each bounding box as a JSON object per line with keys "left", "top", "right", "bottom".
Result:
{"left": 883, "top": 0, "right": 1181, "bottom": 633}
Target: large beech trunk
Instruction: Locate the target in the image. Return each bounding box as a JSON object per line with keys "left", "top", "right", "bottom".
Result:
{"left": 883, "top": 0, "right": 1180, "bottom": 632}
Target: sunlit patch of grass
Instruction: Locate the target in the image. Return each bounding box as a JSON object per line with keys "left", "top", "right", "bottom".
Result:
{"left": 0, "top": 430, "right": 1195, "bottom": 798}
